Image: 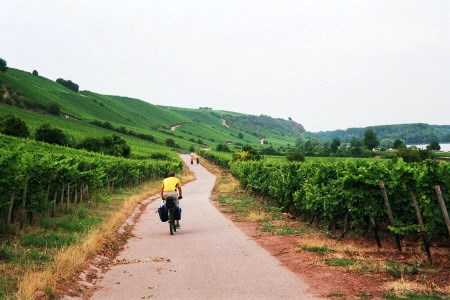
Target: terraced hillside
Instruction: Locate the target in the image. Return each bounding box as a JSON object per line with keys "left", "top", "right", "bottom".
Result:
{"left": 0, "top": 68, "right": 306, "bottom": 153}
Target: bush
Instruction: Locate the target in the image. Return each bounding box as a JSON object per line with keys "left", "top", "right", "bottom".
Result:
{"left": 56, "top": 78, "right": 79, "bottom": 92}
{"left": 77, "top": 134, "right": 131, "bottom": 158}
{"left": 0, "top": 114, "right": 30, "bottom": 138}
{"left": 286, "top": 149, "right": 305, "bottom": 162}
{"left": 32, "top": 70, "right": 39, "bottom": 76}
{"left": 35, "top": 124, "right": 70, "bottom": 146}
{"left": 261, "top": 146, "right": 280, "bottom": 155}
{"left": 0, "top": 58, "right": 7, "bottom": 72}
{"left": 232, "top": 144, "right": 261, "bottom": 161}
{"left": 216, "top": 144, "right": 231, "bottom": 152}
{"left": 165, "top": 138, "right": 176, "bottom": 147}
{"left": 394, "top": 147, "right": 433, "bottom": 163}
{"left": 46, "top": 103, "right": 60, "bottom": 115}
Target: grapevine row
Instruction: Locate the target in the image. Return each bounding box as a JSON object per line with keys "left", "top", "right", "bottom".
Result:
{"left": 201, "top": 150, "right": 450, "bottom": 242}
{"left": 0, "top": 134, "right": 182, "bottom": 228}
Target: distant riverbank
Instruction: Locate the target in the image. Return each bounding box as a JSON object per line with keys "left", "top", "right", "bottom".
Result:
{"left": 408, "top": 143, "right": 450, "bottom": 152}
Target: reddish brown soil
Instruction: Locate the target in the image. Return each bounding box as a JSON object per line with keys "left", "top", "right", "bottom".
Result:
{"left": 211, "top": 199, "right": 450, "bottom": 299}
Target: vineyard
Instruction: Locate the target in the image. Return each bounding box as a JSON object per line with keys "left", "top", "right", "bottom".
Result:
{"left": 200, "top": 150, "right": 450, "bottom": 255}
{"left": 0, "top": 133, "right": 182, "bottom": 230}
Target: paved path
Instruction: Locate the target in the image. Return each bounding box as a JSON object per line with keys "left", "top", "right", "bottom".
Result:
{"left": 91, "top": 154, "right": 320, "bottom": 300}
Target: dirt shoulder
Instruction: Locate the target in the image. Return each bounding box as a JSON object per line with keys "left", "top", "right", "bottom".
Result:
{"left": 201, "top": 158, "right": 450, "bottom": 300}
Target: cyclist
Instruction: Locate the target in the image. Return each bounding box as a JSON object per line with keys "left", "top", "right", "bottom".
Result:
{"left": 161, "top": 171, "right": 183, "bottom": 228}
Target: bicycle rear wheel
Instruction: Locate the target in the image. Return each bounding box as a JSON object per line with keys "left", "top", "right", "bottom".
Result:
{"left": 168, "top": 209, "right": 174, "bottom": 235}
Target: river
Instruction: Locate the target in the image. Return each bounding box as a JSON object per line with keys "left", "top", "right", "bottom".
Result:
{"left": 408, "top": 143, "right": 450, "bottom": 152}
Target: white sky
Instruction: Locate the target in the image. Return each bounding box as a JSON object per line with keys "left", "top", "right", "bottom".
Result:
{"left": 2, "top": 0, "right": 449, "bottom": 132}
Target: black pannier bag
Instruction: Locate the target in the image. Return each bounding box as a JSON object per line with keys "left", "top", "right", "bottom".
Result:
{"left": 174, "top": 206, "right": 182, "bottom": 220}
{"left": 158, "top": 205, "right": 168, "bottom": 222}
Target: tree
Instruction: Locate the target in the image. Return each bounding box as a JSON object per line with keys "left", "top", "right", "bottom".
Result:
{"left": 35, "top": 124, "right": 70, "bottom": 146}
{"left": 0, "top": 58, "right": 7, "bottom": 72}
{"left": 330, "top": 138, "right": 341, "bottom": 153}
{"left": 0, "top": 115, "right": 30, "bottom": 138}
{"left": 393, "top": 139, "right": 405, "bottom": 149}
{"left": 350, "top": 137, "right": 363, "bottom": 148}
{"left": 32, "top": 70, "right": 39, "bottom": 76}
{"left": 427, "top": 141, "right": 441, "bottom": 151}
{"left": 379, "top": 138, "right": 393, "bottom": 150}
{"left": 238, "top": 132, "right": 244, "bottom": 139}
{"left": 364, "top": 129, "right": 379, "bottom": 150}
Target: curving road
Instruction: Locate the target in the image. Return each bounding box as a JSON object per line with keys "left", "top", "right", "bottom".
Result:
{"left": 91, "top": 154, "right": 320, "bottom": 299}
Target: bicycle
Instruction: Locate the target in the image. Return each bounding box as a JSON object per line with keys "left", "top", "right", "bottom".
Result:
{"left": 164, "top": 196, "right": 181, "bottom": 235}
{"left": 165, "top": 196, "right": 176, "bottom": 235}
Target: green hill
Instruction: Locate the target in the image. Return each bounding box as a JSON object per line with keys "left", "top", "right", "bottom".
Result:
{"left": 0, "top": 67, "right": 305, "bottom": 154}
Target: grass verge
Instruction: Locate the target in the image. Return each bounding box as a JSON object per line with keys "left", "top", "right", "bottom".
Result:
{"left": 0, "top": 164, "right": 193, "bottom": 299}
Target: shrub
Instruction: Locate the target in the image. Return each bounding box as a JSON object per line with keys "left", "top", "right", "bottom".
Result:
{"left": 232, "top": 144, "right": 261, "bottom": 161}
{"left": 77, "top": 134, "right": 131, "bottom": 158}
{"left": 216, "top": 144, "right": 231, "bottom": 152}
{"left": 165, "top": 138, "right": 176, "bottom": 147}
{"left": 0, "top": 58, "right": 7, "bottom": 72}
{"left": 286, "top": 149, "right": 305, "bottom": 162}
{"left": 394, "top": 147, "right": 432, "bottom": 163}
{"left": 0, "top": 114, "right": 30, "bottom": 138}
{"left": 56, "top": 78, "right": 79, "bottom": 92}
{"left": 35, "top": 123, "right": 70, "bottom": 146}
{"left": 32, "top": 70, "right": 39, "bottom": 76}
{"left": 46, "top": 103, "right": 60, "bottom": 115}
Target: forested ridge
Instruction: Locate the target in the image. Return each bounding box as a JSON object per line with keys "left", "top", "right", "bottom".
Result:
{"left": 316, "top": 123, "right": 450, "bottom": 144}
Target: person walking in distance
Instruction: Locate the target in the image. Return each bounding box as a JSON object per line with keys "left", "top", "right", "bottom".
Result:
{"left": 196, "top": 157, "right": 200, "bottom": 165}
{"left": 190, "top": 157, "right": 194, "bottom": 165}
{"left": 161, "top": 171, "right": 183, "bottom": 228}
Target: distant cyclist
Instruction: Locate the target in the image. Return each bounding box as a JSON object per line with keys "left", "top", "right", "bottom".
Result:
{"left": 161, "top": 171, "right": 183, "bottom": 228}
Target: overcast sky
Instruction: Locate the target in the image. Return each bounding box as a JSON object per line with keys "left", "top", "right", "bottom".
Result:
{"left": 2, "top": 1, "right": 449, "bottom": 132}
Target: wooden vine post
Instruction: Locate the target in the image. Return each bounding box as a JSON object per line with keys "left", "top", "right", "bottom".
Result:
{"left": 435, "top": 185, "right": 450, "bottom": 237}
{"left": 19, "top": 178, "right": 29, "bottom": 229}
{"left": 7, "top": 191, "right": 16, "bottom": 229}
{"left": 340, "top": 212, "right": 351, "bottom": 238}
{"left": 380, "top": 181, "right": 402, "bottom": 251}
{"left": 369, "top": 216, "right": 381, "bottom": 248}
{"left": 409, "top": 188, "right": 432, "bottom": 263}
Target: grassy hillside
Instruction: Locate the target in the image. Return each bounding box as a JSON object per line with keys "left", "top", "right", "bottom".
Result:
{"left": 0, "top": 67, "right": 305, "bottom": 153}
